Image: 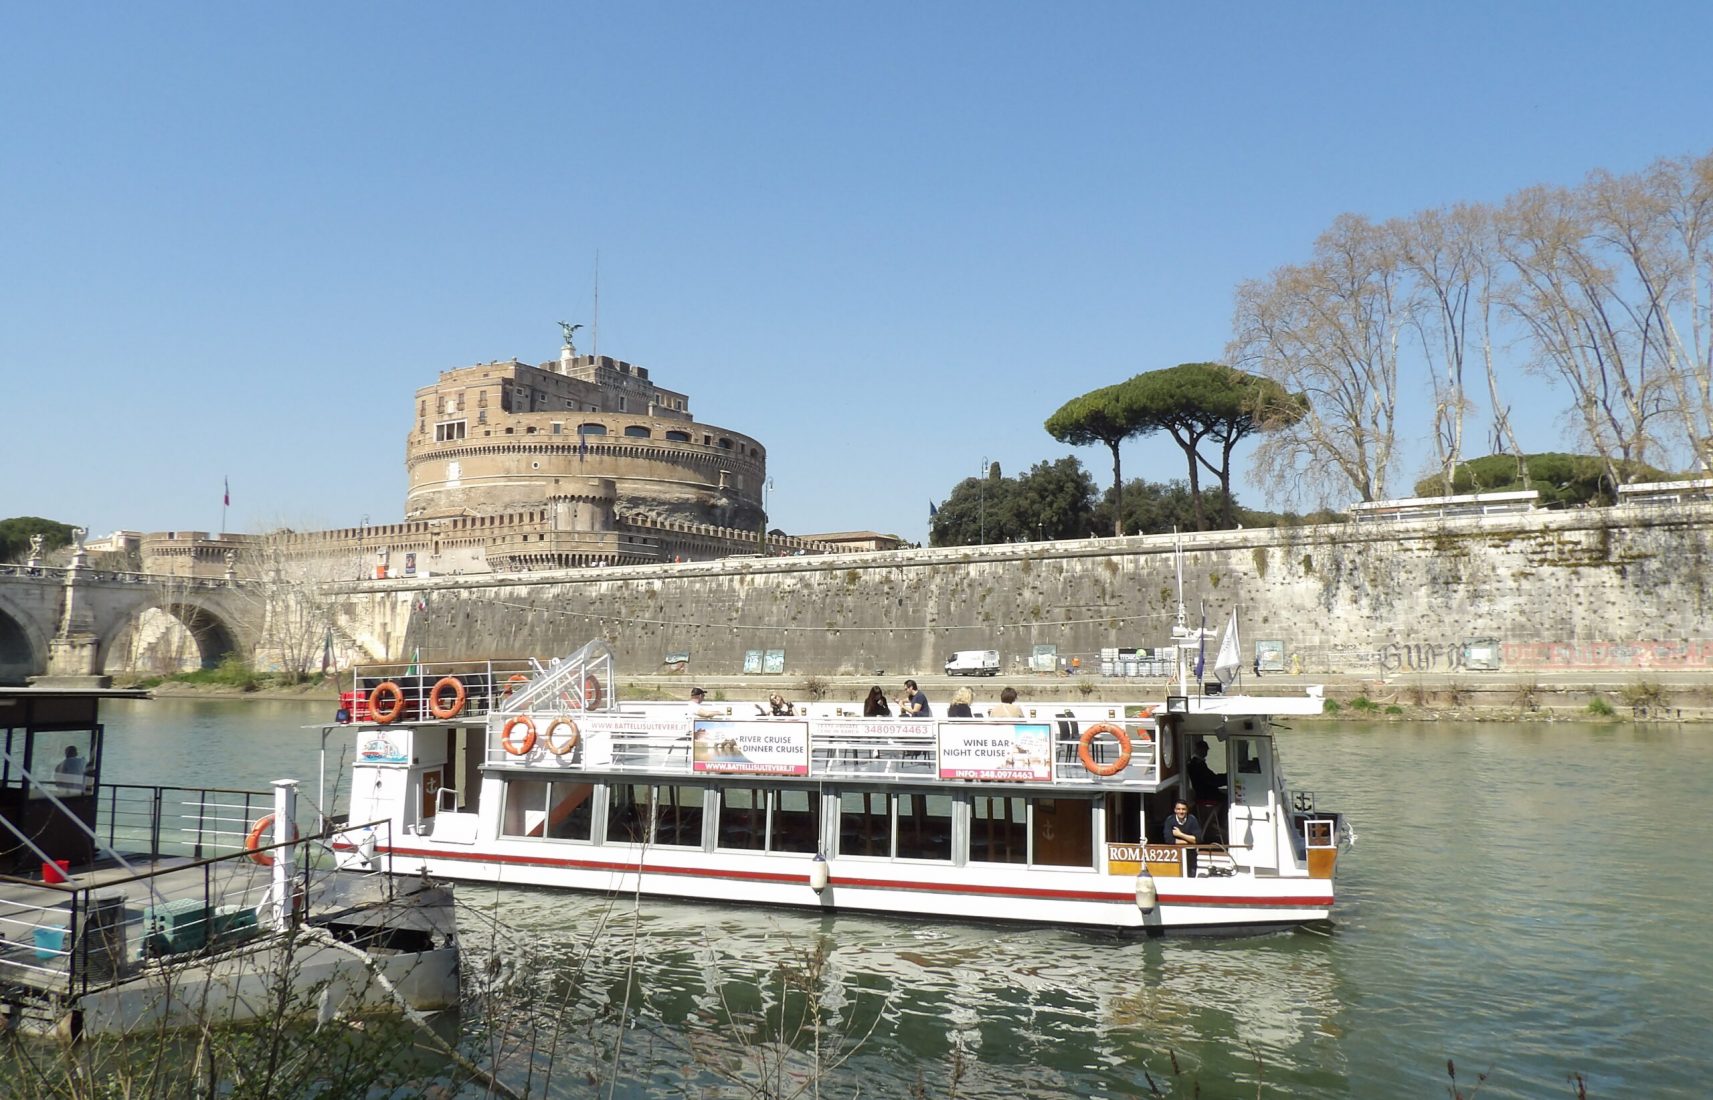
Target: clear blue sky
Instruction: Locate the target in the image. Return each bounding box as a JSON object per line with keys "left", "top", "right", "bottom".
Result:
{"left": 5, "top": 4, "right": 1709, "bottom": 545}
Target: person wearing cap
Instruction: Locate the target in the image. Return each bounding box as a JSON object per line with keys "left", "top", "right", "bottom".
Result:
{"left": 688, "top": 686, "right": 722, "bottom": 720}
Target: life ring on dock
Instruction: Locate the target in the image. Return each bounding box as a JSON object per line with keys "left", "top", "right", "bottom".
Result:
{"left": 501, "top": 715, "right": 538, "bottom": 755}
{"left": 369, "top": 681, "right": 406, "bottom": 724}
{"left": 428, "top": 676, "right": 467, "bottom": 719}
{"left": 544, "top": 716, "right": 581, "bottom": 755}
{"left": 1078, "top": 723, "right": 1133, "bottom": 777}
{"left": 582, "top": 675, "right": 604, "bottom": 711}
{"left": 504, "top": 674, "right": 529, "bottom": 696}
{"left": 244, "top": 813, "right": 302, "bottom": 867}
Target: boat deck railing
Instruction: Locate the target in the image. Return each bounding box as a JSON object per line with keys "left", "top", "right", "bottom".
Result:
{"left": 479, "top": 712, "right": 1162, "bottom": 788}
{"left": 347, "top": 657, "right": 544, "bottom": 723}
{"left": 0, "top": 816, "right": 401, "bottom": 1012}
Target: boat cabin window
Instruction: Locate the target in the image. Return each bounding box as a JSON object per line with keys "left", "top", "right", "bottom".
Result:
{"left": 717, "top": 786, "right": 822, "bottom": 853}
{"left": 501, "top": 779, "right": 595, "bottom": 841}
{"left": 607, "top": 783, "right": 653, "bottom": 844}
{"left": 1232, "top": 738, "right": 1263, "bottom": 774}
{"left": 837, "top": 789, "right": 953, "bottom": 862}
{"left": 654, "top": 784, "right": 706, "bottom": 848}
{"left": 970, "top": 795, "right": 1026, "bottom": 864}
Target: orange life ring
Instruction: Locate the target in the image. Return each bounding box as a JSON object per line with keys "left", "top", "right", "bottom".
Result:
{"left": 369, "top": 681, "right": 406, "bottom": 724}
{"left": 504, "top": 674, "right": 529, "bottom": 696}
{"left": 244, "top": 813, "right": 303, "bottom": 867}
{"left": 544, "top": 716, "right": 581, "bottom": 755}
{"left": 1078, "top": 723, "right": 1133, "bottom": 777}
{"left": 582, "top": 675, "right": 604, "bottom": 710}
{"left": 501, "top": 715, "right": 538, "bottom": 755}
{"left": 428, "top": 676, "right": 467, "bottom": 719}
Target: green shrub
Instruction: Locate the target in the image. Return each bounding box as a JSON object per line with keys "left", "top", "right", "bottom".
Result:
{"left": 1322, "top": 699, "right": 1341, "bottom": 714}
{"left": 1350, "top": 696, "right": 1379, "bottom": 713}
{"left": 1384, "top": 705, "right": 1403, "bottom": 715}
{"left": 1586, "top": 696, "right": 1615, "bottom": 717}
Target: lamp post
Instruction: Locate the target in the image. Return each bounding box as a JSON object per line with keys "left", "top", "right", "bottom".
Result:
{"left": 979, "top": 456, "right": 987, "bottom": 545}
{"left": 761, "top": 477, "right": 775, "bottom": 553}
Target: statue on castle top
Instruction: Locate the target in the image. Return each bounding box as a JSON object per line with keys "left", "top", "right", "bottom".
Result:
{"left": 558, "top": 321, "right": 583, "bottom": 354}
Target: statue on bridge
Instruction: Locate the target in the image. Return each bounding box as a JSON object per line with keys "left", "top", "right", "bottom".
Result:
{"left": 28, "top": 533, "right": 44, "bottom": 562}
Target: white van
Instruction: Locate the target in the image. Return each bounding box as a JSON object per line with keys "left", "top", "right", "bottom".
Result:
{"left": 944, "top": 650, "right": 1000, "bottom": 677}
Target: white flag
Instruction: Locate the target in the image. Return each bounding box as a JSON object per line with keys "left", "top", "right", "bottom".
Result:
{"left": 1213, "top": 608, "right": 1241, "bottom": 687}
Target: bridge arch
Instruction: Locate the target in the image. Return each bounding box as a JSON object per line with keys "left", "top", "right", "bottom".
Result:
{"left": 0, "top": 589, "right": 48, "bottom": 685}
{"left": 98, "top": 592, "right": 249, "bottom": 675}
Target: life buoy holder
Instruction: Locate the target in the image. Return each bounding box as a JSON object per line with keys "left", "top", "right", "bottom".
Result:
{"left": 504, "top": 674, "right": 529, "bottom": 697}
{"left": 244, "top": 813, "right": 303, "bottom": 867}
{"left": 1078, "top": 723, "right": 1134, "bottom": 777}
{"left": 501, "top": 715, "right": 538, "bottom": 755}
{"left": 582, "top": 675, "right": 604, "bottom": 711}
{"left": 544, "top": 716, "right": 581, "bottom": 755}
{"left": 428, "top": 676, "right": 467, "bottom": 720}
{"left": 369, "top": 681, "right": 406, "bottom": 724}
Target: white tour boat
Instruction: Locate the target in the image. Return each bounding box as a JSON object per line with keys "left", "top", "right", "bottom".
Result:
{"left": 332, "top": 626, "right": 1353, "bottom": 935}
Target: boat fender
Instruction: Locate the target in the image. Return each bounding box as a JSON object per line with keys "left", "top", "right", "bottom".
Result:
{"left": 357, "top": 827, "right": 379, "bottom": 870}
{"left": 544, "top": 716, "right": 581, "bottom": 756}
{"left": 1135, "top": 867, "right": 1158, "bottom": 913}
{"left": 1078, "top": 723, "right": 1132, "bottom": 776}
{"left": 428, "top": 676, "right": 467, "bottom": 719}
{"left": 810, "top": 854, "right": 830, "bottom": 893}
{"left": 501, "top": 715, "right": 538, "bottom": 756}
{"left": 245, "top": 813, "right": 303, "bottom": 867}
{"left": 369, "top": 681, "right": 406, "bottom": 725}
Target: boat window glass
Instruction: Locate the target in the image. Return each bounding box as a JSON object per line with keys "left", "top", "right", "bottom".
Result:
{"left": 500, "top": 780, "right": 550, "bottom": 838}
{"left": 1031, "top": 797, "right": 1095, "bottom": 868}
{"left": 655, "top": 784, "right": 706, "bottom": 848}
{"left": 970, "top": 795, "right": 1026, "bottom": 864}
{"left": 838, "top": 790, "right": 890, "bottom": 858}
{"left": 718, "top": 787, "right": 767, "bottom": 851}
{"left": 544, "top": 781, "right": 595, "bottom": 841}
{"left": 894, "top": 792, "right": 953, "bottom": 861}
{"left": 606, "top": 783, "right": 653, "bottom": 844}
{"left": 1233, "top": 739, "right": 1263, "bottom": 774}
{"left": 1104, "top": 791, "right": 1144, "bottom": 845}
{"left": 771, "top": 788, "right": 820, "bottom": 853}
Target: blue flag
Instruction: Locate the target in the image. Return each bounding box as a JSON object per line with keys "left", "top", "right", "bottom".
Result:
{"left": 929, "top": 500, "right": 938, "bottom": 518}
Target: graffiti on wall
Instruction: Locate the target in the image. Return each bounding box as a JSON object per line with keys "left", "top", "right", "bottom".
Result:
{"left": 1379, "top": 641, "right": 1472, "bottom": 674}
{"left": 1501, "top": 640, "right": 1713, "bottom": 669}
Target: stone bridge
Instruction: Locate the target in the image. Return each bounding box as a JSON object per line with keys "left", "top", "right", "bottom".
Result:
{"left": 0, "top": 550, "right": 253, "bottom": 685}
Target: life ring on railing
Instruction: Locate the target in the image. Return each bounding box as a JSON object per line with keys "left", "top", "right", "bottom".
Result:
{"left": 544, "top": 716, "right": 581, "bottom": 755}
{"left": 244, "top": 813, "right": 302, "bottom": 867}
{"left": 1078, "top": 723, "right": 1133, "bottom": 777}
{"left": 428, "top": 676, "right": 467, "bottom": 719}
{"left": 504, "top": 674, "right": 529, "bottom": 696}
{"left": 501, "top": 715, "right": 538, "bottom": 755}
{"left": 369, "top": 681, "right": 406, "bottom": 724}
{"left": 582, "top": 675, "right": 604, "bottom": 711}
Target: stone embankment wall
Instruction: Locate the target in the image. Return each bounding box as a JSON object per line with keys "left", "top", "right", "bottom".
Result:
{"left": 320, "top": 503, "right": 1713, "bottom": 679}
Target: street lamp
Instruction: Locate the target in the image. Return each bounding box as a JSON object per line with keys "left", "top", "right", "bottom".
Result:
{"left": 761, "top": 477, "right": 775, "bottom": 553}
{"left": 979, "top": 456, "right": 987, "bottom": 545}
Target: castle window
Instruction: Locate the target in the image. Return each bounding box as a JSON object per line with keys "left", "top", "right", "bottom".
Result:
{"left": 717, "top": 438, "right": 733, "bottom": 449}
{"left": 579, "top": 423, "right": 607, "bottom": 436}
{"left": 434, "top": 420, "right": 467, "bottom": 443}
{"left": 618, "top": 396, "right": 627, "bottom": 412}
{"left": 479, "top": 391, "right": 488, "bottom": 408}
{"left": 551, "top": 422, "right": 563, "bottom": 434}
{"left": 665, "top": 430, "right": 690, "bottom": 442}
{"left": 624, "top": 426, "right": 651, "bottom": 438}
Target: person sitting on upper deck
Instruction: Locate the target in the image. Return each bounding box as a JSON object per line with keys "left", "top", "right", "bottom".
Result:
{"left": 768, "top": 693, "right": 795, "bottom": 716}
{"left": 896, "top": 679, "right": 931, "bottom": 718}
{"left": 1162, "top": 798, "right": 1203, "bottom": 876}
{"left": 947, "top": 687, "right": 974, "bottom": 717}
{"left": 688, "top": 687, "right": 722, "bottom": 721}
{"left": 987, "top": 687, "right": 1024, "bottom": 718}
{"left": 862, "top": 686, "right": 891, "bottom": 717}
{"left": 1188, "top": 738, "right": 1227, "bottom": 801}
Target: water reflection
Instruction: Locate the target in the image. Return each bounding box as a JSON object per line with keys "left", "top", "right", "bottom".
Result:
{"left": 459, "top": 886, "right": 1349, "bottom": 1098}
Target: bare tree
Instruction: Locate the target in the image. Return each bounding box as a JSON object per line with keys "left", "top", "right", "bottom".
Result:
{"left": 240, "top": 530, "right": 363, "bottom": 682}
{"left": 1399, "top": 204, "right": 1491, "bottom": 488}
{"left": 1495, "top": 182, "right": 1672, "bottom": 490}
{"left": 1230, "top": 213, "right": 1405, "bottom": 505}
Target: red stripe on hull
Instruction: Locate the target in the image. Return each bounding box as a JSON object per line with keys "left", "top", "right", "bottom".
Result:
{"left": 371, "top": 845, "right": 1332, "bottom": 910}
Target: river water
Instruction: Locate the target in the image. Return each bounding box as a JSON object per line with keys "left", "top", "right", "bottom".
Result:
{"left": 91, "top": 699, "right": 1713, "bottom": 1098}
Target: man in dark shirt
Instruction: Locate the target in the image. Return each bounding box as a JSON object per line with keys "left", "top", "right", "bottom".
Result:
{"left": 1162, "top": 799, "right": 1202, "bottom": 877}
{"left": 1187, "top": 738, "right": 1227, "bottom": 801}
{"left": 897, "top": 679, "right": 931, "bottom": 718}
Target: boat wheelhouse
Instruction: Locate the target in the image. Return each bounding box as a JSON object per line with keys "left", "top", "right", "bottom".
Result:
{"left": 335, "top": 640, "right": 1351, "bottom": 934}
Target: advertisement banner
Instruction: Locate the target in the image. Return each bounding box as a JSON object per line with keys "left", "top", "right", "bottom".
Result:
{"left": 693, "top": 720, "right": 810, "bottom": 775}
{"left": 937, "top": 722, "right": 1052, "bottom": 782}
